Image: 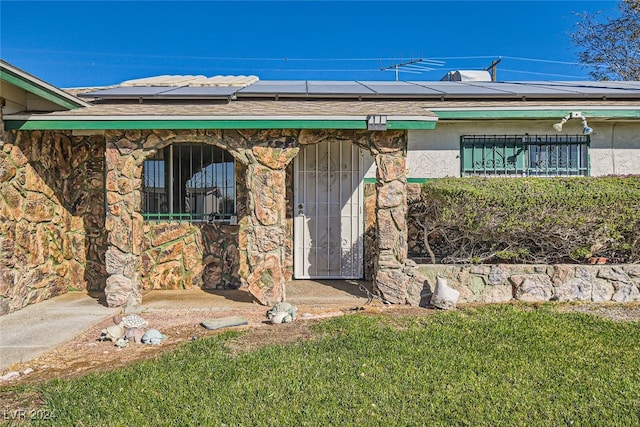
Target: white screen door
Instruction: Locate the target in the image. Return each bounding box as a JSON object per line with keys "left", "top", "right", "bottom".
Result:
{"left": 294, "top": 140, "right": 364, "bottom": 279}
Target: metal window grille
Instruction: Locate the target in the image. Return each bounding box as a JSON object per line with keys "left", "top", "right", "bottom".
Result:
{"left": 460, "top": 135, "right": 589, "bottom": 177}
{"left": 142, "top": 144, "right": 236, "bottom": 222}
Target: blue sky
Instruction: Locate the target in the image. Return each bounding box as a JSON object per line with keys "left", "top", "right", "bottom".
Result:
{"left": 0, "top": 1, "right": 621, "bottom": 87}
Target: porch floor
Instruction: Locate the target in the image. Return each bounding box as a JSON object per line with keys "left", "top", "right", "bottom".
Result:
{"left": 141, "top": 279, "right": 373, "bottom": 311}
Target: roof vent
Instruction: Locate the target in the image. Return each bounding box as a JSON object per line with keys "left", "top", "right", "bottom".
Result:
{"left": 440, "top": 70, "right": 492, "bottom": 82}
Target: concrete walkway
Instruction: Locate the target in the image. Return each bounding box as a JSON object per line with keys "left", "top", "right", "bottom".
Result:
{"left": 0, "top": 280, "right": 371, "bottom": 372}
{"left": 0, "top": 292, "right": 118, "bottom": 371}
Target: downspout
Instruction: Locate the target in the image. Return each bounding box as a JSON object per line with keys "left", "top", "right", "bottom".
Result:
{"left": 0, "top": 97, "right": 5, "bottom": 143}
{"left": 610, "top": 122, "right": 617, "bottom": 174}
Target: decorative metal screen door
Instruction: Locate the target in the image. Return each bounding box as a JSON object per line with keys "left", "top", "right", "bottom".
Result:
{"left": 294, "top": 139, "right": 364, "bottom": 279}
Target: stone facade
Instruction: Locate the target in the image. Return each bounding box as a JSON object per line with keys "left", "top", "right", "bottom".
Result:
{"left": 363, "top": 182, "right": 377, "bottom": 281}
{"left": 373, "top": 150, "right": 410, "bottom": 303}
{"left": 140, "top": 221, "right": 241, "bottom": 291}
{"left": 102, "top": 128, "right": 410, "bottom": 308}
{"left": 0, "top": 130, "right": 107, "bottom": 315}
{"left": 406, "top": 263, "right": 640, "bottom": 306}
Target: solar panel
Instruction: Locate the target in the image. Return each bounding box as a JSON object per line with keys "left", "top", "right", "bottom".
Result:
{"left": 78, "top": 87, "right": 172, "bottom": 98}
{"left": 155, "top": 86, "right": 239, "bottom": 98}
{"left": 80, "top": 79, "right": 640, "bottom": 101}
{"left": 306, "top": 81, "right": 375, "bottom": 95}
{"left": 238, "top": 80, "right": 307, "bottom": 95}
{"left": 358, "top": 81, "right": 444, "bottom": 95}
{"left": 462, "top": 82, "right": 579, "bottom": 96}
{"left": 412, "top": 82, "right": 514, "bottom": 96}
{"left": 522, "top": 81, "right": 640, "bottom": 95}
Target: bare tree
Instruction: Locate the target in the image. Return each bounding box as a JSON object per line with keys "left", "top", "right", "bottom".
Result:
{"left": 571, "top": 0, "right": 640, "bottom": 80}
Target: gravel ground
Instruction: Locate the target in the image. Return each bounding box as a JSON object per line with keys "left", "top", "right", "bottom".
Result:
{"left": 556, "top": 302, "right": 640, "bottom": 322}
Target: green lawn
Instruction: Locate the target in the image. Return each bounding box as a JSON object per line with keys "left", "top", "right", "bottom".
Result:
{"left": 14, "top": 305, "right": 640, "bottom": 426}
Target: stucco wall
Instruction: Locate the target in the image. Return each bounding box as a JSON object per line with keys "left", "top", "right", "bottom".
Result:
{"left": 589, "top": 122, "right": 640, "bottom": 176}
{"left": 405, "top": 120, "right": 640, "bottom": 179}
{"left": 0, "top": 130, "right": 107, "bottom": 315}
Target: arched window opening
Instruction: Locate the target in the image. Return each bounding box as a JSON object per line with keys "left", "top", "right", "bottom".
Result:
{"left": 142, "top": 144, "right": 236, "bottom": 222}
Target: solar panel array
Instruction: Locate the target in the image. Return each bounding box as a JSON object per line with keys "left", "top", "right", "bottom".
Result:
{"left": 79, "top": 79, "right": 640, "bottom": 101}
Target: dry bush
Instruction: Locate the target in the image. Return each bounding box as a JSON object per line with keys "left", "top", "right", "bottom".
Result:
{"left": 409, "top": 176, "right": 640, "bottom": 264}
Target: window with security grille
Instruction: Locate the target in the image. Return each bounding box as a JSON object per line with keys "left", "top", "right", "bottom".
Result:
{"left": 142, "top": 144, "right": 236, "bottom": 221}
{"left": 460, "top": 135, "right": 589, "bottom": 176}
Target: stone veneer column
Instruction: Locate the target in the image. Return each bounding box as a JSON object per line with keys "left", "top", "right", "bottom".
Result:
{"left": 240, "top": 145, "right": 299, "bottom": 306}
{"left": 103, "top": 134, "right": 143, "bottom": 307}
{"left": 374, "top": 151, "right": 409, "bottom": 303}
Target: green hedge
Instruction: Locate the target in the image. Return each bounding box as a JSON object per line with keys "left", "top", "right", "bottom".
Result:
{"left": 413, "top": 176, "right": 640, "bottom": 264}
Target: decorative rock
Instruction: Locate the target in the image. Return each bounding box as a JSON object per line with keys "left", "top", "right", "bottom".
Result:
{"left": 201, "top": 316, "right": 249, "bottom": 330}
{"left": 251, "top": 146, "right": 299, "bottom": 170}
{"left": 375, "top": 268, "right": 409, "bottom": 303}
{"left": 430, "top": 277, "right": 460, "bottom": 310}
{"left": 377, "top": 180, "right": 405, "bottom": 209}
{"left": 266, "top": 302, "right": 298, "bottom": 324}
{"left": 142, "top": 329, "right": 167, "bottom": 345}
{"left": 105, "top": 274, "right": 137, "bottom": 307}
{"left": 554, "top": 278, "right": 592, "bottom": 302}
{"left": 105, "top": 247, "right": 136, "bottom": 277}
{"left": 488, "top": 265, "right": 510, "bottom": 286}
{"left": 550, "top": 265, "right": 575, "bottom": 286}
{"left": 625, "top": 265, "right": 640, "bottom": 277}
{"left": 611, "top": 282, "right": 640, "bottom": 302}
{"left": 598, "top": 267, "right": 631, "bottom": 283}
{"left": 247, "top": 254, "right": 285, "bottom": 306}
{"left": 592, "top": 279, "right": 615, "bottom": 302}
{"left": 0, "top": 158, "right": 17, "bottom": 182}
{"left": 0, "top": 371, "right": 20, "bottom": 381}
{"left": 370, "top": 131, "right": 405, "bottom": 154}
{"left": 511, "top": 274, "right": 553, "bottom": 302}
{"left": 375, "top": 153, "right": 406, "bottom": 183}
{"left": 469, "top": 265, "right": 490, "bottom": 275}
{"left": 481, "top": 284, "right": 513, "bottom": 303}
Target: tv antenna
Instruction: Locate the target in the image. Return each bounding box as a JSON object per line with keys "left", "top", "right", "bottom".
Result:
{"left": 380, "top": 56, "right": 445, "bottom": 81}
{"left": 484, "top": 57, "right": 502, "bottom": 82}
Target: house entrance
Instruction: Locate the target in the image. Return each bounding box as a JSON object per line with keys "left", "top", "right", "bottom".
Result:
{"left": 293, "top": 140, "right": 364, "bottom": 279}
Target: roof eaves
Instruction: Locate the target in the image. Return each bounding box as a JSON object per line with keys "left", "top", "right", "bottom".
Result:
{"left": 430, "top": 106, "right": 640, "bottom": 120}
{"left": 3, "top": 113, "right": 437, "bottom": 131}
{"left": 0, "top": 59, "right": 91, "bottom": 110}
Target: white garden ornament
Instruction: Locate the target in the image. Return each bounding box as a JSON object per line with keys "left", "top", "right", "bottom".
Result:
{"left": 430, "top": 277, "right": 460, "bottom": 310}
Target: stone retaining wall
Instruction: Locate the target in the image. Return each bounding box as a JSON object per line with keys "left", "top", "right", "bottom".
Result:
{"left": 0, "top": 131, "right": 107, "bottom": 315}
{"left": 406, "top": 263, "right": 640, "bottom": 306}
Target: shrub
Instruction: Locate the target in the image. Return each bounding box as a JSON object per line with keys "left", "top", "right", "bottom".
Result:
{"left": 410, "top": 176, "right": 640, "bottom": 264}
